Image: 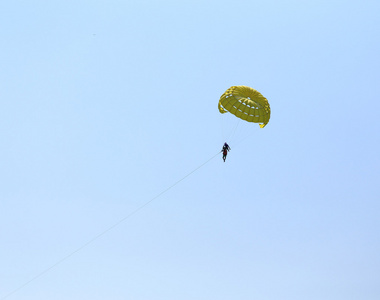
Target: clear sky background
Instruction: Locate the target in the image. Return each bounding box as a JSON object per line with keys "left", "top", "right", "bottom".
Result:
{"left": 1, "top": 0, "right": 379, "bottom": 299}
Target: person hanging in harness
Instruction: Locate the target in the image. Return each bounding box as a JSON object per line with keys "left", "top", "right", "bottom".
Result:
{"left": 221, "top": 142, "right": 231, "bottom": 162}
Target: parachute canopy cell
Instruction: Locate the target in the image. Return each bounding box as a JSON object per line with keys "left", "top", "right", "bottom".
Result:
{"left": 218, "top": 86, "right": 271, "bottom": 128}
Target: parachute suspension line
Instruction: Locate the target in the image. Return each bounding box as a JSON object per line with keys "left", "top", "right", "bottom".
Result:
{"left": 225, "top": 117, "right": 241, "bottom": 145}
{"left": 233, "top": 127, "right": 259, "bottom": 148}
{"left": 229, "top": 118, "right": 240, "bottom": 143}
{"left": 219, "top": 112, "right": 225, "bottom": 143}
{"left": 0, "top": 152, "right": 220, "bottom": 300}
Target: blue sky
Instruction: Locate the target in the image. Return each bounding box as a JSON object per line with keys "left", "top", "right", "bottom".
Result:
{"left": 1, "top": 0, "right": 379, "bottom": 299}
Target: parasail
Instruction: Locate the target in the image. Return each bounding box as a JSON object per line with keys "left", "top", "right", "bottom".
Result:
{"left": 218, "top": 86, "right": 271, "bottom": 128}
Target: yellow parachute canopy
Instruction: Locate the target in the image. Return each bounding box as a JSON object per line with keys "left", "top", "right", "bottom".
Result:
{"left": 218, "top": 86, "right": 271, "bottom": 128}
